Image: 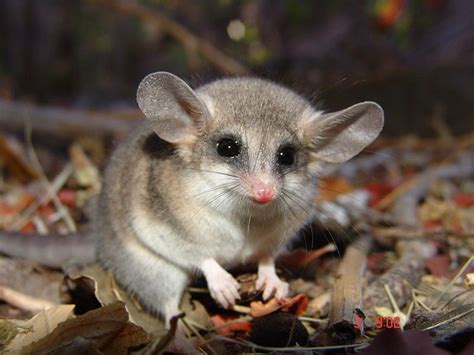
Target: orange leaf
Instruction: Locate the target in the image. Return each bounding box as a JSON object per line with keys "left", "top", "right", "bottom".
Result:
{"left": 279, "top": 293, "right": 308, "bottom": 316}
{"left": 250, "top": 298, "right": 280, "bottom": 318}
{"left": 317, "top": 177, "right": 353, "bottom": 202}
{"left": 453, "top": 194, "right": 474, "bottom": 208}
{"left": 210, "top": 314, "right": 252, "bottom": 336}
{"left": 365, "top": 182, "right": 395, "bottom": 207}
{"left": 250, "top": 293, "right": 308, "bottom": 318}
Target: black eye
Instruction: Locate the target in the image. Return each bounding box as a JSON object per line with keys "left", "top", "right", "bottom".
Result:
{"left": 277, "top": 146, "right": 296, "bottom": 166}
{"left": 216, "top": 138, "right": 241, "bottom": 158}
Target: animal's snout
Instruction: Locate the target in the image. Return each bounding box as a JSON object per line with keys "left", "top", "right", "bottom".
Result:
{"left": 247, "top": 175, "right": 276, "bottom": 204}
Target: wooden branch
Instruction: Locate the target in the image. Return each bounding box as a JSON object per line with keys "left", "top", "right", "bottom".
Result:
{"left": 328, "top": 235, "right": 372, "bottom": 342}
{"left": 362, "top": 240, "right": 436, "bottom": 324}
{"left": 0, "top": 99, "right": 138, "bottom": 139}
{"left": 387, "top": 150, "right": 474, "bottom": 227}
{"left": 0, "top": 230, "right": 95, "bottom": 268}
{"left": 90, "top": 0, "right": 249, "bottom": 76}
{"left": 0, "top": 285, "right": 56, "bottom": 312}
{"left": 375, "top": 149, "right": 474, "bottom": 213}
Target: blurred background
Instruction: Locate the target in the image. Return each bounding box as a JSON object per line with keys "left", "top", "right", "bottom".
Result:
{"left": 0, "top": 0, "right": 473, "bottom": 136}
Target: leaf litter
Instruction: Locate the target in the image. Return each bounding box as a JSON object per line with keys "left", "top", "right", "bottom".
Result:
{"left": 0, "top": 127, "right": 473, "bottom": 353}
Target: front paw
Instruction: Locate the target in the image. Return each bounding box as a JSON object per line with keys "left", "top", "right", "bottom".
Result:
{"left": 256, "top": 270, "right": 289, "bottom": 301}
{"left": 206, "top": 268, "right": 241, "bottom": 308}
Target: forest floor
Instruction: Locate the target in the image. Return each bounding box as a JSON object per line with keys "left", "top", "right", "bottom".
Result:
{"left": 0, "top": 108, "right": 473, "bottom": 353}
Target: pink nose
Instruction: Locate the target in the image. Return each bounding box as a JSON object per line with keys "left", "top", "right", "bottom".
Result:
{"left": 253, "top": 186, "right": 275, "bottom": 203}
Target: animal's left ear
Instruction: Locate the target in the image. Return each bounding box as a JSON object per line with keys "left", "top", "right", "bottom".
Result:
{"left": 305, "top": 102, "right": 384, "bottom": 163}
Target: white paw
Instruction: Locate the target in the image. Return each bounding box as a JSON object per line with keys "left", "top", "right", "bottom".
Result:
{"left": 256, "top": 269, "right": 289, "bottom": 301}
{"left": 204, "top": 263, "right": 240, "bottom": 308}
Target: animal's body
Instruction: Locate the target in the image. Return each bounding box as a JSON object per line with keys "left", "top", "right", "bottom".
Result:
{"left": 0, "top": 73, "right": 383, "bottom": 325}
{"left": 94, "top": 72, "right": 384, "bottom": 323}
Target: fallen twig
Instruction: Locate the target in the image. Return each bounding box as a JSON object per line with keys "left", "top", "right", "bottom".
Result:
{"left": 374, "top": 149, "right": 474, "bottom": 216}
{"left": 328, "top": 235, "right": 372, "bottom": 341}
{"left": 10, "top": 163, "right": 73, "bottom": 231}
{"left": 0, "top": 99, "right": 137, "bottom": 139}
{"left": 378, "top": 150, "right": 474, "bottom": 226}
{"left": 25, "top": 123, "right": 77, "bottom": 233}
{"left": 0, "top": 285, "right": 56, "bottom": 313}
{"left": 430, "top": 256, "right": 474, "bottom": 310}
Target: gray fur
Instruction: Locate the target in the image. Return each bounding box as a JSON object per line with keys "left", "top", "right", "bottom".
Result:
{"left": 93, "top": 72, "right": 384, "bottom": 322}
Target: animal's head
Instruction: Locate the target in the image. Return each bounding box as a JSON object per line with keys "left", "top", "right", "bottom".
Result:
{"left": 137, "top": 72, "right": 383, "bottom": 217}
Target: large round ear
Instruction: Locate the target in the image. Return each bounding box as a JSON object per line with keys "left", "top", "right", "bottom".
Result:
{"left": 136, "top": 72, "right": 209, "bottom": 143}
{"left": 308, "top": 102, "right": 384, "bottom": 163}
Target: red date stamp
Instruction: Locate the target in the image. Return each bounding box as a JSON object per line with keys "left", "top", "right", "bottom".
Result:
{"left": 375, "top": 316, "right": 401, "bottom": 328}
{"left": 353, "top": 315, "right": 401, "bottom": 330}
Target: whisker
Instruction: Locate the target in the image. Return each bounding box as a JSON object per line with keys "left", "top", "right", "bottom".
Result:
{"left": 182, "top": 167, "right": 240, "bottom": 179}
{"left": 187, "top": 182, "right": 238, "bottom": 199}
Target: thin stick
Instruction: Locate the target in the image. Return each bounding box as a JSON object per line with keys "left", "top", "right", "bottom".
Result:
{"left": 384, "top": 284, "right": 401, "bottom": 313}
{"left": 328, "top": 235, "right": 372, "bottom": 338}
{"left": 10, "top": 163, "right": 73, "bottom": 231}
{"left": 0, "top": 286, "right": 56, "bottom": 313}
{"left": 431, "top": 255, "right": 474, "bottom": 309}
{"left": 181, "top": 318, "right": 218, "bottom": 355}
{"left": 24, "top": 122, "right": 76, "bottom": 232}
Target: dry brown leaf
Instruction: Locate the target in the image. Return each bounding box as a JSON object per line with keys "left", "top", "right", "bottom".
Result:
{"left": 103, "top": 322, "right": 149, "bottom": 355}
{"left": 0, "top": 319, "right": 19, "bottom": 350}
{"left": 69, "top": 142, "right": 101, "bottom": 191}
{"left": 69, "top": 264, "right": 166, "bottom": 334}
{"left": 21, "top": 302, "right": 146, "bottom": 354}
{"left": 181, "top": 292, "right": 212, "bottom": 329}
{"left": 5, "top": 304, "right": 75, "bottom": 352}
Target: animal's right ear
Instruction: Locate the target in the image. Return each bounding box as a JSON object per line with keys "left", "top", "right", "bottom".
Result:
{"left": 136, "top": 72, "right": 209, "bottom": 143}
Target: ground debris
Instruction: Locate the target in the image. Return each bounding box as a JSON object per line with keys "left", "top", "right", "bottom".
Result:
{"left": 0, "top": 126, "right": 473, "bottom": 353}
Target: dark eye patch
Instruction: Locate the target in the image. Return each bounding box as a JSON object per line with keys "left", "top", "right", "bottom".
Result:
{"left": 216, "top": 137, "right": 241, "bottom": 158}
{"left": 277, "top": 145, "right": 296, "bottom": 166}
